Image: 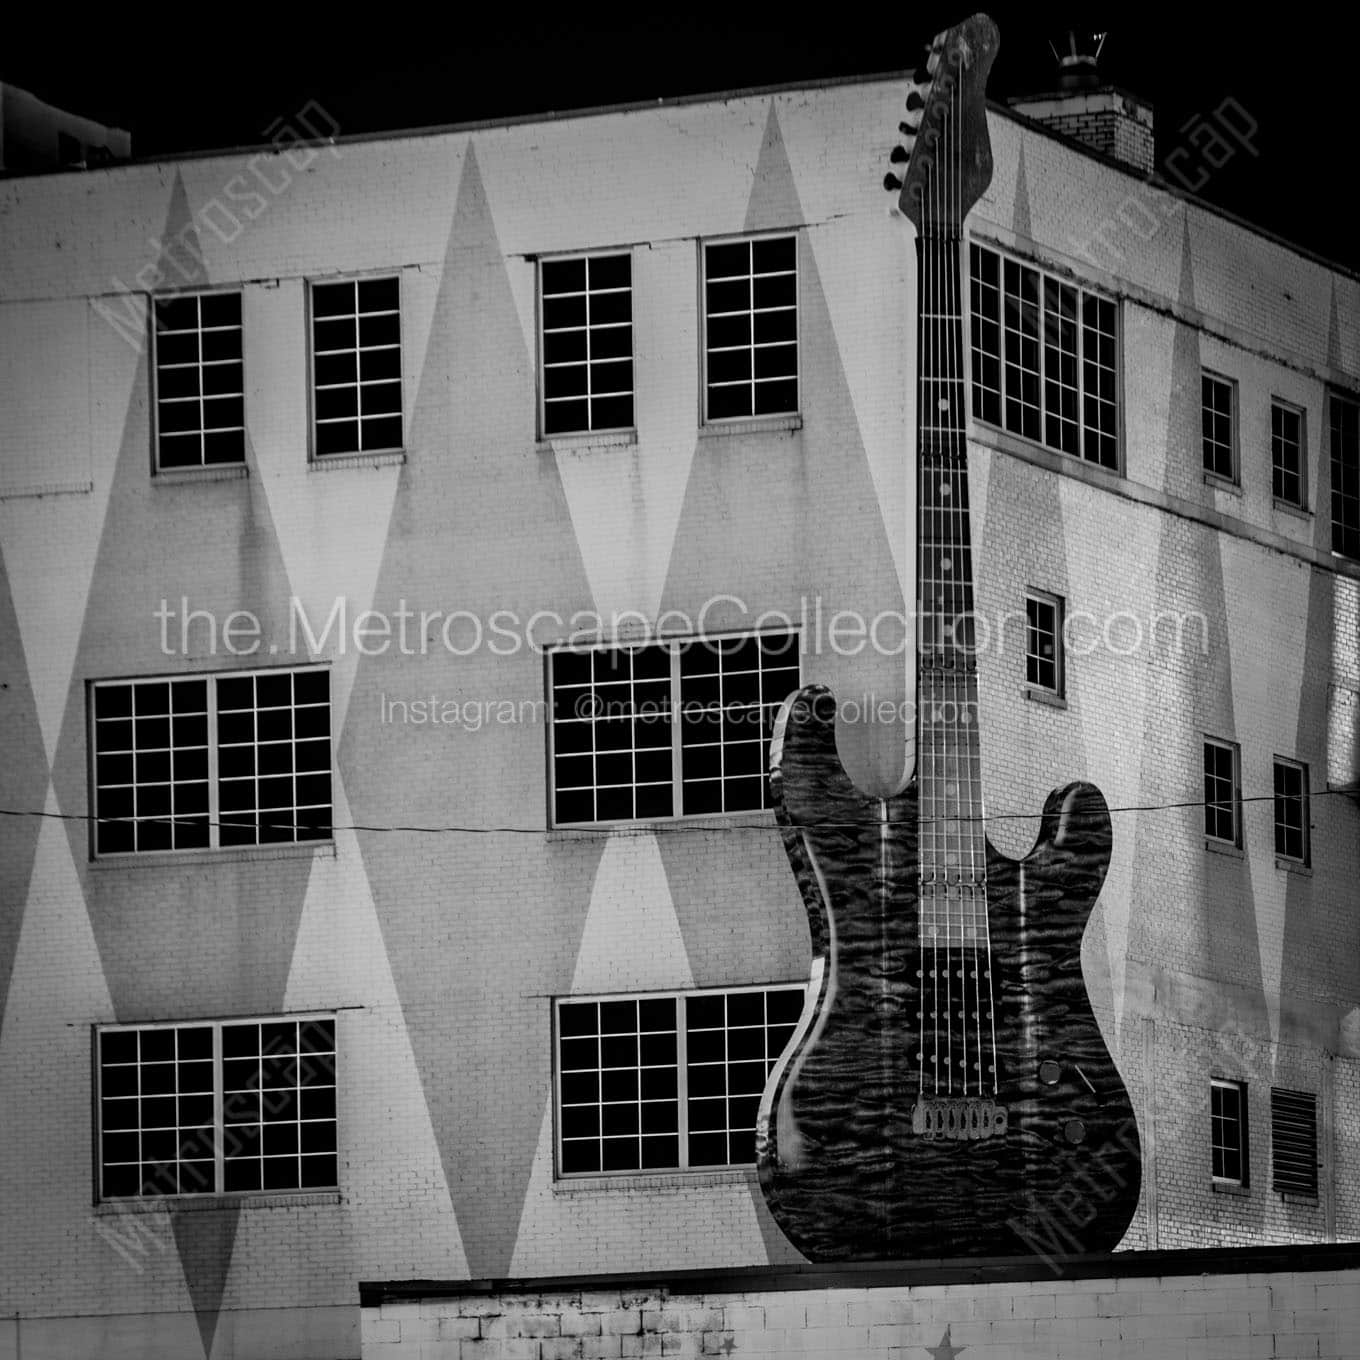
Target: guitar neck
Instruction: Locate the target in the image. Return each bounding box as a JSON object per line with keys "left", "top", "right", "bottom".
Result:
{"left": 915, "top": 231, "right": 987, "bottom": 894}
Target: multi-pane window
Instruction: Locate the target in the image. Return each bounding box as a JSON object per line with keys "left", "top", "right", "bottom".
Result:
{"left": 1201, "top": 372, "right": 1237, "bottom": 481}
{"left": 1203, "top": 737, "right": 1241, "bottom": 846}
{"left": 97, "top": 1015, "right": 337, "bottom": 1199}
{"left": 311, "top": 277, "right": 403, "bottom": 456}
{"left": 1211, "top": 1078, "right": 1249, "bottom": 1185}
{"left": 153, "top": 292, "right": 245, "bottom": 469}
{"left": 703, "top": 236, "right": 798, "bottom": 420}
{"left": 1271, "top": 399, "right": 1306, "bottom": 507}
{"left": 1332, "top": 389, "right": 1359, "bottom": 558}
{"left": 1273, "top": 757, "right": 1310, "bottom": 864}
{"left": 549, "top": 632, "right": 801, "bottom": 825}
{"left": 91, "top": 667, "right": 331, "bottom": 855}
{"left": 555, "top": 985, "right": 805, "bottom": 1175}
{"left": 540, "top": 253, "right": 633, "bottom": 435}
{"left": 969, "top": 244, "right": 1118, "bottom": 469}
{"left": 1025, "top": 590, "right": 1064, "bottom": 695}
{"left": 1271, "top": 1087, "right": 1318, "bottom": 1197}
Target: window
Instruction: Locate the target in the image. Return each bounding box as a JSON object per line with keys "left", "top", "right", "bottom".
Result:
{"left": 311, "top": 277, "right": 403, "bottom": 456}
{"left": 1203, "top": 737, "right": 1241, "bottom": 846}
{"left": 703, "top": 236, "right": 798, "bottom": 421}
{"left": 1025, "top": 590, "right": 1064, "bottom": 695}
{"left": 1331, "top": 389, "right": 1359, "bottom": 558}
{"left": 556, "top": 985, "right": 805, "bottom": 1175}
{"left": 540, "top": 253, "right": 633, "bottom": 435}
{"left": 1201, "top": 372, "right": 1237, "bottom": 482}
{"left": 1273, "top": 757, "right": 1310, "bottom": 864}
{"left": 1211, "top": 1078, "right": 1249, "bottom": 1185}
{"left": 1271, "top": 1087, "right": 1318, "bottom": 1197}
{"left": 153, "top": 292, "right": 245, "bottom": 469}
{"left": 91, "top": 667, "right": 331, "bottom": 855}
{"left": 1271, "top": 399, "right": 1306, "bottom": 508}
{"left": 969, "top": 243, "right": 1118, "bottom": 469}
{"left": 97, "top": 1015, "right": 337, "bottom": 1199}
{"left": 548, "top": 632, "right": 801, "bottom": 826}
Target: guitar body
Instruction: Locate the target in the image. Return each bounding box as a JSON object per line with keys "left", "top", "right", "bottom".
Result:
{"left": 757, "top": 685, "right": 1141, "bottom": 1260}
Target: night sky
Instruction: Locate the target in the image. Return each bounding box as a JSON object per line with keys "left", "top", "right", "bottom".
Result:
{"left": 4, "top": 9, "right": 1357, "bottom": 273}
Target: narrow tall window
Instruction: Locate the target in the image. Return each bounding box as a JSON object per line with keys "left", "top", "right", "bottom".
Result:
{"left": 1203, "top": 737, "right": 1241, "bottom": 846}
{"left": 1331, "top": 389, "right": 1359, "bottom": 558}
{"left": 703, "top": 236, "right": 798, "bottom": 420}
{"left": 1202, "top": 372, "right": 1237, "bottom": 482}
{"left": 1211, "top": 1078, "right": 1248, "bottom": 1185}
{"left": 969, "top": 243, "right": 1118, "bottom": 468}
{"left": 1271, "top": 399, "right": 1306, "bottom": 508}
{"left": 540, "top": 253, "right": 633, "bottom": 435}
{"left": 311, "top": 277, "right": 403, "bottom": 456}
{"left": 97, "top": 1015, "right": 337, "bottom": 1199}
{"left": 1273, "top": 757, "right": 1310, "bottom": 864}
{"left": 1270, "top": 1087, "right": 1318, "bottom": 1197}
{"left": 1024, "top": 590, "right": 1064, "bottom": 696}
{"left": 153, "top": 292, "right": 245, "bottom": 469}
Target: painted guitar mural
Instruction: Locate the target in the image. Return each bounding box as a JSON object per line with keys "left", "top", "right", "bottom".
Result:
{"left": 755, "top": 14, "right": 1141, "bottom": 1261}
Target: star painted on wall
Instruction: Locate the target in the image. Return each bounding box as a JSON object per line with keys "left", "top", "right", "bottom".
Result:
{"left": 719, "top": 1337, "right": 737, "bottom": 1355}
{"left": 924, "top": 1325, "right": 966, "bottom": 1359}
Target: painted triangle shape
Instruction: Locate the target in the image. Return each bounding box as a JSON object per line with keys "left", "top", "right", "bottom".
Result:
{"left": 171, "top": 1207, "right": 240, "bottom": 1360}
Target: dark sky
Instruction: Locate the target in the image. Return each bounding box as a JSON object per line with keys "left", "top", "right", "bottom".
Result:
{"left": 5, "top": 9, "right": 1358, "bottom": 273}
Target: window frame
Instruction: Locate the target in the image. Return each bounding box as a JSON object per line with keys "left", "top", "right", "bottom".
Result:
{"left": 1201, "top": 370, "right": 1238, "bottom": 485}
{"left": 553, "top": 982, "right": 807, "bottom": 1179}
{"left": 1202, "top": 735, "right": 1242, "bottom": 848}
{"left": 537, "top": 249, "right": 636, "bottom": 439}
{"left": 700, "top": 232, "right": 801, "bottom": 425}
{"left": 1210, "top": 1077, "right": 1250, "bottom": 1187}
{"left": 307, "top": 272, "right": 405, "bottom": 461}
{"left": 1270, "top": 397, "right": 1308, "bottom": 510}
{"left": 89, "top": 664, "right": 333, "bottom": 859}
{"left": 1330, "top": 386, "right": 1359, "bottom": 559}
{"left": 150, "top": 288, "right": 246, "bottom": 472}
{"left": 94, "top": 1012, "right": 338, "bottom": 1202}
{"left": 1270, "top": 1086, "right": 1319, "bottom": 1199}
{"left": 545, "top": 629, "right": 802, "bottom": 829}
{"left": 1272, "top": 756, "right": 1310, "bottom": 866}
{"left": 1023, "top": 589, "right": 1065, "bottom": 698}
{"left": 968, "top": 241, "right": 1122, "bottom": 471}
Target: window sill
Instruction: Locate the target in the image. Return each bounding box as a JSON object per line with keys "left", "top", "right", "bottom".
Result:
{"left": 1211, "top": 1180, "right": 1251, "bottom": 1197}
{"left": 94, "top": 1191, "right": 342, "bottom": 1215}
{"left": 1279, "top": 1191, "right": 1320, "bottom": 1206}
{"left": 699, "top": 413, "right": 802, "bottom": 438}
{"left": 1275, "top": 856, "right": 1312, "bottom": 876}
{"left": 554, "top": 1168, "right": 751, "bottom": 1195}
{"left": 1272, "top": 497, "right": 1312, "bottom": 520}
{"left": 89, "top": 841, "right": 336, "bottom": 870}
{"left": 0, "top": 479, "right": 94, "bottom": 499}
{"left": 546, "top": 810, "right": 777, "bottom": 841}
{"left": 309, "top": 450, "right": 406, "bottom": 472}
{"left": 153, "top": 465, "right": 249, "bottom": 485}
{"left": 537, "top": 429, "right": 638, "bottom": 454}
{"left": 966, "top": 423, "right": 1124, "bottom": 486}
{"left": 1024, "top": 686, "right": 1067, "bottom": 709}
{"left": 1203, "top": 471, "right": 1242, "bottom": 495}
{"left": 1204, "top": 839, "right": 1244, "bottom": 859}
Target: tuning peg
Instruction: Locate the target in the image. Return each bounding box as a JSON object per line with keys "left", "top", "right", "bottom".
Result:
{"left": 899, "top": 119, "right": 921, "bottom": 137}
{"left": 906, "top": 89, "right": 926, "bottom": 113}
{"left": 890, "top": 143, "right": 911, "bottom": 164}
{"left": 911, "top": 66, "right": 932, "bottom": 85}
{"left": 883, "top": 172, "right": 903, "bottom": 193}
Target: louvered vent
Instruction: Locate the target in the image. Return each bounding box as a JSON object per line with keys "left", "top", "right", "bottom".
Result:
{"left": 1271, "top": 1087, "right": 1318, "bottom": 1196}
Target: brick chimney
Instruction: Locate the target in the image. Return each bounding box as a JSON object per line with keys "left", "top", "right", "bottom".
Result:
{"left": 1008, "top": 31, "right": 1154, "bottom": 176}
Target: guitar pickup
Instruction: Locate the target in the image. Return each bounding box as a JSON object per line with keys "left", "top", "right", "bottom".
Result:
{"left": 911, "top": 1097, "right": 1008, "bottom": 1141}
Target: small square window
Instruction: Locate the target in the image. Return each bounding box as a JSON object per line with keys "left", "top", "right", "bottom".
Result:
{"left": 311, "top": 277, "right": 403, "bottom": 457}
{"left": 1024, "top": 591, "right": 1064, "bottom": 696}
{"left": 153, "top": 292, "right": 245, "bottom": 470}
{"left": 1273, "top": 757, "right": 1309, "bottom": 864}
{"left": 1211, "top": 1078, "right": 1248, "bottom": 1186}
{"left": 1203, "top": 737, "right": 1240, "bottom": 846}
{"left": 1202, "top": 372, "right": 1237, "bottom": 482}
{"left": 1271, "top": 399, "right": 1306, "bottom": 508}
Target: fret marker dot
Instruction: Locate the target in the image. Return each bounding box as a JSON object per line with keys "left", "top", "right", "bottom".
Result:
{"left": 937, "top": 398, "right": 950, "bottom": 412}
{"left": 940, "top": 484, "right": 951, "bottom": 497}
{"left": 941, "top": 557, "right": 952, "bottom": 572}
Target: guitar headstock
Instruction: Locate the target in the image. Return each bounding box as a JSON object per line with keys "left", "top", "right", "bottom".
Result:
{"left": 885, "top": 13, "right": 999, "bottom": 233}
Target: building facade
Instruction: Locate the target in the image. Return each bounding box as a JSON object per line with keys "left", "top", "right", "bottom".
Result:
{"left": 0, "top": 70, "right": 1357, "bottom": 1359}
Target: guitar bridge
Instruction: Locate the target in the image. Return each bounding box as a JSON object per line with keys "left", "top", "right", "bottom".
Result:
{"left": 911, "top": 1097, "right": 1007, "bottom": 1141}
